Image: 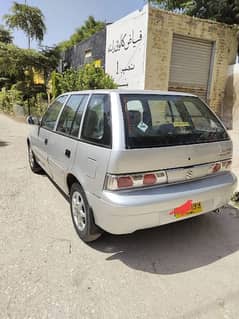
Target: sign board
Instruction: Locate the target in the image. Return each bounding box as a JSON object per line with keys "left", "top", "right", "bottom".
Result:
{"left": 105, "top": 6, "right": 148, "bottom": 89}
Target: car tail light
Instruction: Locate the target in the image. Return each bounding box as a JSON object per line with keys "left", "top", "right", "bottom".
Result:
{"left": 105, "top": 159, "right": 232, "bottom": 191}
{"left": 143, "top": 174, "right": 157, "bottom": 185}
{"left": 221, "top": 159, "right": 232, "bottom": 171}
{"left": 209, "top": 159, "right": 232, "bottom": 174}
{"left": 117, "top": 176, "right": 133, "bottom": 188}
{"left": 212, "top": 162, "right": 222, "bottom": 173}
{"left": 105, "top": 170, "right": 167, "bottom": 191}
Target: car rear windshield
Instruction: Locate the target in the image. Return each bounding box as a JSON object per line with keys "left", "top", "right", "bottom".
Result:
{"left": 120, "top": 94, "right": 229, "bottom": 149}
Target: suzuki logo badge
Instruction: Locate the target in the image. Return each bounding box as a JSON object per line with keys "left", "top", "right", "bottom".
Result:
{"left": 186, "top": 169, "right": 193, "bottom": 180}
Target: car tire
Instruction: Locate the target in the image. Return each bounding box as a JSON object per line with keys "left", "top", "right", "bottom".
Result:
{"left": 28, "top": 144, "right": 43, "bottom": 174}
{"left": 70, "top": 183, "right": 102, "bottom": 242}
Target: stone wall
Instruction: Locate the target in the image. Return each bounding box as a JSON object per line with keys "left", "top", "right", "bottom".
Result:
{"left": 145, "top": 7, "right": 238, "bottom": 116}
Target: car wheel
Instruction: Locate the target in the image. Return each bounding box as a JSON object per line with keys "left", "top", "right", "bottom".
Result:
{"left": 28, "top": 145, "right": 43, "bottom": 173}
{"left": 70, "top": 183, "right": 102, "bottom": 242}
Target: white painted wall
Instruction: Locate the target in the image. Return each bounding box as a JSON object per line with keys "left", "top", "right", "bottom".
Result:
{"left": 105, "top": 5, "right": 148, "bottom": 89}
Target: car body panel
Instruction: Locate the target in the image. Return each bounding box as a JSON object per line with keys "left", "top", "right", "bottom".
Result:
{"left": 87, "top": 172, "right": 237, "bottom": 234}
{"left": 30, "top": 126, "right": 52, "bottom": 173}
{"left": 47, "top": 133, "right": 79, "bottom": 192}
{"left": 71, "top": 142, "right": 111, "bottom": 197}
{"left": 107, "top": 140, "right": 232, "bottom": 174}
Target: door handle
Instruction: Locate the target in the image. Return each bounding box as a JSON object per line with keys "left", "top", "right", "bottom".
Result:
{"left": 65, "top": 149, "right": 71, "bottom": 158}
{"left": 44, "top": 138, "right": 48, "bottom": 145}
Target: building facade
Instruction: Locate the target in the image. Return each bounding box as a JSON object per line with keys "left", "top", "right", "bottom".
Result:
{"left": 60, "top": 5, "right": 238, "bottom": 122}
{"left": 60, "top": 28, "right": 106, "bottom": 71}
{"left": 105, "top": 5, "right": 238, "bottom": 118}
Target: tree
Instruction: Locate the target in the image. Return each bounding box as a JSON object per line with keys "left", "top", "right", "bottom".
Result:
{"left": 51, "top": 63, "right": 116, "bottom": 97}
{"left": 0, "top": 43, "right": 53, "bottom": 79}
{"left": 58, "top": 16, "right": 105, "bottom": 51}
{"left": 148, "top": 0, "right": 187, "bottom": 11}
{"left": 4, "top": 1, "right": 46, "bottom": 48}
{"left": 78, "top": 63, "right": 116, "bottom": 90}
{"left": 0, "top": 25, "right": 13, "bottom": 44}
{"left": 40, "top": 46, "right": 61, "bottom": 76}
{"left": 187, "top": 0, "right": 239, "bottom": 24}
{"left": 148, "top": 0, "right": 239, "bottom": 25}
{"left": 0, "top": 42, "right": 59, "bottom": 109}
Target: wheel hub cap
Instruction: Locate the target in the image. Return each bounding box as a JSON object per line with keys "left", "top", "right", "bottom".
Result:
{"left": 72, "top": 191, "right": 86, "bottom": 232}
{"left": 29, "top": 148, "right": 34, "bottom": 167}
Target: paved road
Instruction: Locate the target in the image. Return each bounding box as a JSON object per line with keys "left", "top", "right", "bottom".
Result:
{"left": 1, "top": 113, "right": 239, "bottom": 319}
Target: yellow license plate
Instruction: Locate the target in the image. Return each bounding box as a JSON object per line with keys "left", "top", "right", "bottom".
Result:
{"left": 173, "top": 121, "right": 190, "bottom": 127}
{"left": 175, "top": 202, "right": 202, "bottom": 218}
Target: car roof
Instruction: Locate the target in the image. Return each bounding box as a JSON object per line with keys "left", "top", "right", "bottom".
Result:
{"left": 60, "top": 89, "right": 197, "bottom": 97}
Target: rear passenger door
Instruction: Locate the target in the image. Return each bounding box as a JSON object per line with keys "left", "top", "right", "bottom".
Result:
{"left": 47, "top": 94, "right": 89, "bottom": 192}
{"left": 73, "top": 94, "right": 112, "bottom": 196}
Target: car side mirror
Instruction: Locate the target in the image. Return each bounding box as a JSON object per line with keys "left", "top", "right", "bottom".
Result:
{"left": 27, "top": 115, "right": 41, "bottom": 126}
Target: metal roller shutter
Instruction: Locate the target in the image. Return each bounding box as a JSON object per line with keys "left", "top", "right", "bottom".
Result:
{"left": 169, "top": 34, "right": 214, "bottom": 101}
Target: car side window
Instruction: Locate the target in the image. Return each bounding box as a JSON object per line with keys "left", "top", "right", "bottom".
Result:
{"left": 41, "top": 95, "right": 67, "bottom": 130}
{"left": 81, "top": 94, "right": 111, "bottom": 147}
{"left": 56, "top": 94, "right": 89, "bottom": 137}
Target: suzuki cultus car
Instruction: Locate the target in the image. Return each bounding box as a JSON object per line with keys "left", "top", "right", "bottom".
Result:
{"left": 27, "top": 90, "right": 237, "bottom": 242}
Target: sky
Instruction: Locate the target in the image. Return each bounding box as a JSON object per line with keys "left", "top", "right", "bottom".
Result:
{"left": 0, "top": 0, "right": 146, "bottom": 49}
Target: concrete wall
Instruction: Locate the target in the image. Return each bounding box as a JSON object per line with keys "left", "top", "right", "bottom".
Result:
{"left": 224, "top": 65, "right": 239, "bottom": 129}
{"left": 145, "top": 7, "right": 238, "bottom": 116}
{"left": 62, "top": 29, "right": 106, "bottom": 70}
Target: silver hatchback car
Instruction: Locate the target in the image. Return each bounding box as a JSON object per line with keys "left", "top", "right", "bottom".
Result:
{"left": 27, "top": 90, "right": 237, "bottom": 242}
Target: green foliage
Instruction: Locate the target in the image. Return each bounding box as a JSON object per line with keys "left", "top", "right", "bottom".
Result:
{"left": 53, "top": 68, "right": 79, "bottom": 95}
{"left": 148, "top": 0, "right": 188, "bottom": 11}
{"left": 51, "top": 63, "right": 116, "bottom": 97}
{"left": 50, "top": 70, "right": 60, "bottom": 98}
{"left": 4, "top": 1, "right": 46, "bottom": 48}
{"left": 0, "top": 42, "right": 58, "bottom": 114}
{"left": 78, "top": 63, "right": 117, "bottom": 90}
{"left": 40, "top": 47, "right": 61, "bottom": 72}
{"left": 58, "top": 16, "right": 105, "bottom": 51}
{"left": 23, "top": 93, "right": 48, "bottom": 117}
{"left": 187, "top": 0, "right": 239, "bottom": 24}
{"left": 0, "top": 87, "right": 22, "bottom": 114}
{"left": 148, "top": 0, "right": 239, "bottom": 24}
{"left": 0, "top": 43, "right": 55, "bottom": 115}
{"left": 0, "top": 43, "right": 59, "bottom": 84}
{"left": 0, "top": 87, "right": 47, "bottom": 116}
{"left": 0, "top": 25, "right": 13, "bottom": 44}
{"left": 0, "top": 3, "right": 57, "bottom": 116}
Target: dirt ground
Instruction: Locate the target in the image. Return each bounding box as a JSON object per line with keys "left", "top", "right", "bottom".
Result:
{"left": 1, "top": 113, "right": 239, "bottom": 319}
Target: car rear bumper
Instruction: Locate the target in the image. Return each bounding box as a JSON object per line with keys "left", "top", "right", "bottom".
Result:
{"left": 87, "top": 172, "right": 237, "bottom": 235}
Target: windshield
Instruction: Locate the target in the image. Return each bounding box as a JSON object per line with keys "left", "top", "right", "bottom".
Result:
{"left": 120, "top": 94, "right": 229, "bottom": 149}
